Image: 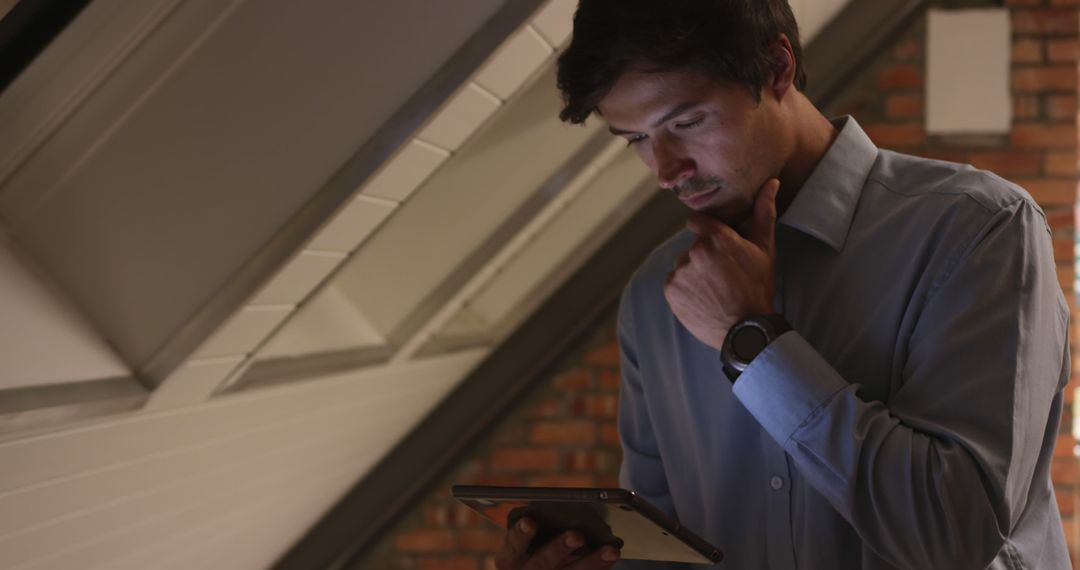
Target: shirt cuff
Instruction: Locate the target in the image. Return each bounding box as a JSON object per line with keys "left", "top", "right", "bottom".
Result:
{"left": 731, "top": 331, "right": 850, "bottom": 447}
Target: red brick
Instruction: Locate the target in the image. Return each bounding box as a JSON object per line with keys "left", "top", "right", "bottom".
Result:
{"left": 554, "top": 369, "right": 593, "bottom": 391}
{"left": 1066, "top": 379, "right": 1080, "bottom": 406}
{"left": 584, "top": 343, "right": 621, "bottom": 366}
{"left": 1012, "top": 66, "right": 1078, "bottom": 92}
{"left": 599, "top": 369, "right": 620, "bottom": 391}
{"left": 1053, "top": 235, "right": 1075, "bottom": 262}
{"left": 491, "top": 424, "right": 527, "bottom": 446}
{"left": 1010, "top": 123, "right": 1078, "bottom": 148}
{"left": 529, "top": 399, "right": 562, "bottom": 418}
{"left": 1047, "top": 95, "right": 1078, "bottom": 121}
{"left": 528, "top": 474, "right": 597, "bottom": 487}
{"left": 426, "top": 504, "right": 451, "bottom": 527}
{"left": 1058, "top": 487, "right": 1076, "bottom": 516}
{"left": 458, "top": 529, "right": 503, "bottom": 552}
{"left": 598, "top": 477, "right": 621, "bottom": 490}
{"left": 878, "top": 64, "right": 923, "bottom": 91}
{"left": 581, "top": 394, "right": 618, "bottom": 418}
{"left": 453, "top": 503, "right": 487, "bottom": 526}
{"left": 1013, "top": 38, "right": 1045, "bottom": 63}
{"left": 885, "top": 94, "right": 924, "bottom": 119}
{"left": 1047, "top": 38, "right": 1079, "bottom": 62}
{"left": 1047, "top": 151, "right": 1080, "bottom": 176}
{"left": 1013, "top": 9, "right": 1080, "bottom": 35}
{"left": 397, "top": 530, "right": 456, "bottom": 552}
{"left": 1015, "top": 179, "right": 1078, "bottom": 206}
{"left": 564, "top": 449, "right": 619, "bottom": 472}
{"left": 530, "top": 421, "right": 597, "bottom": 445}
{"left": 1054, "top": 456, "right": 1080, "bottom": 484}
{"left": 466, "top": 474, "right": 525, "bottom": 487}
{"left": 600, "top": 422, "right": 620, "bottom": 446}
{"left": 891, "top": 39, "right": 923, "bottom": 62}
{"left": 1014, "top": 95, "right": 1042, "bottom": 119}
{"left": 490, "top": 448, "right": 561, "bottom": 472}
{"left": 1058, "top": 265, "right": 1075, "bottom": 290}
{"left": 418, "top": 556, "right": 479, "bottom": 570}
{"left": 968, "top": 151, "right": 1043, "bottom": 176}
{"left": 1057, "top": 434, "right": 1077, "bottom": 459}
{"left": 570, "top": 449, "right": 622, "bottom": 472}
{"left": 864, "top": 123, "right": 926, "bottom": 147}
{"left": 1046, "top": 206, "right": 1077, "bottom": 231}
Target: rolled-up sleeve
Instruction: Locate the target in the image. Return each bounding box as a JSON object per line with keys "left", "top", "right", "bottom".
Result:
{"left": 733, "top": 199, "right": 1069, "bottom": 569}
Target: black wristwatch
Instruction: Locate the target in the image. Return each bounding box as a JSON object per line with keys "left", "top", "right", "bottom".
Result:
{"left": 720, "top": 314, "right": 792, "bottom": 383}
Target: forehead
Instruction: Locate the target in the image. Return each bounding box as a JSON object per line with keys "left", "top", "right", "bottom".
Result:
{"left": 597, "top": 68, "right": 744, "bottom": 127}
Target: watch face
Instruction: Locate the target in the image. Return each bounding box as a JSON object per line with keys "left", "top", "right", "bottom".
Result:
{"left": 732, "top": 326, "right": 768, "bottom": 361}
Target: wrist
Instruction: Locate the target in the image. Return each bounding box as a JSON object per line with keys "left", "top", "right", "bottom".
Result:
{"left": 720, "top": 314, "right": 792, "bottom": 383}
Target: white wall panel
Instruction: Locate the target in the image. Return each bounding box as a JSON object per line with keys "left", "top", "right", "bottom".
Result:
{"left": 474, "top": 26, "right": 554, "bottom": 100}
{"left": 531, "top": 0, "right": 576, "bottom": 48}
{"left": 1, "top": 0, "right": 509, "bottom": 370}
{"left": 14, "top": 451, "right": 363, "bottom": 570}
{"left": 142, "top": 355, "right": 244, "bottom": 412}
{"left": 469, "top": 153, "right": 649, "bottom": 326}
{"left": 306, "top": 195, "right": 397, "bottom": 253}
{"left": 85, "top": 467, "right": 355, "bottom": 570}
{"left": 250, "top": 251, "right": 347, "bottom": 306}
{"left": 0, "top": 350, "right": 482, "bottom": 493}
{"left": 0, "top": 350, "right": 483, "bottom": 569}
{"left": 418, "top": 83, "right": 503, "bottom": 151}
{"left": 192, "top": 305, "right": 294, "bottom": 359}
{"left": 361, "top": 140, "right": 451, "bottom": 202}
{"left": 336, "top": 66, "right": 603, "bottom": 337}
{"left": 257, "top": 285, "right": 385, "bottom": 359}
{"left": 0, "top": 240, "right": 128, "bottom": 390}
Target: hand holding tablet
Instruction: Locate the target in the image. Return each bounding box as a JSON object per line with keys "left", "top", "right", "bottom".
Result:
{"left": 452, "top": 485, "right": 723, "bottom": 566}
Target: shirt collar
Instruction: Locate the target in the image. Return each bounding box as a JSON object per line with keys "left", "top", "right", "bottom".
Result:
{"left": 777, "top": 115, "right": 878, "bottom": 251}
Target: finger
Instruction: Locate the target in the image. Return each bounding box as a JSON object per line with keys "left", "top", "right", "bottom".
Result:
{"left": 499, "top": 517, "right": 536, "bottom": 568}
{"left": 564, "top": 545, "right": 621, "bottom": 569}
{"left": 748, "top": 178, "right": 780, "bottom": 254}
{"left": 527, "top": 531, "right": 586, "bottom": 570}
{"left": 672, "top": 251, "right": 691, "bottom": 272}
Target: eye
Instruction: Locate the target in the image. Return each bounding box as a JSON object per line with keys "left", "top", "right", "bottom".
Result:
{"left": 674, "top": 118, "right": 703, "bottom": 130}
{"left": 625, "top": 134, "right": 647, "bottom": 147}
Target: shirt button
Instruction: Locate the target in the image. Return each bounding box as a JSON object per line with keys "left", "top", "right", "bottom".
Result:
{"left": 770, "top": 476, "right": 785, "bottom": 490}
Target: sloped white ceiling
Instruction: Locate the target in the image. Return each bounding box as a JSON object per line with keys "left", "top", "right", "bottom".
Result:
{"left": 0, "top": 0, "right": 857, "bottom": 568}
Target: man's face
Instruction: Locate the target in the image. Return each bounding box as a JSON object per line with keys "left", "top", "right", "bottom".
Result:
{"left": 597, "top": 68, "right": 783, "bottom": 224}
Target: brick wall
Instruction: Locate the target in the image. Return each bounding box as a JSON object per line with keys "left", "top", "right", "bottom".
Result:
{"left": 362, "top": 3, "right": 1080, "bottom": 568}
{"left": 357, "top": 318, "right": 624, "bottom": 570}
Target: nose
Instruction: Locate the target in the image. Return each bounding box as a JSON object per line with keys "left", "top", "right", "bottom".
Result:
{"left": 652, "top": 137, "right": 696, "bottom": 190}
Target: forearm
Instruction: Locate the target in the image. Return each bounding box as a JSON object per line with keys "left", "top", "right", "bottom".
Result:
{"left": 734, "top": 331, "right": 1064, "bottom": 569}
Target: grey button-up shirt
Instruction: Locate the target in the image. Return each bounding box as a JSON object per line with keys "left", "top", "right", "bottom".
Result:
{"left": 616, "top": 117, "right": 1070, "bottom": 569}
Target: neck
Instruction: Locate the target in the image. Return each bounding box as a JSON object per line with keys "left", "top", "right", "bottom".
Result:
{"left": 775, "top": 96, "right": 839, "bottom": 217}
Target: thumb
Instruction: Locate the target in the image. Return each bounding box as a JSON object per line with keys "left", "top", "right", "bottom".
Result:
{"left": 748, "top": 178, "right": 780, "bottom": 254}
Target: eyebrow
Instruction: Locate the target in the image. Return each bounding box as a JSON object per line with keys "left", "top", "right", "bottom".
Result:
{"left": 607, "top": 101, "right": 703, "bottom": 136}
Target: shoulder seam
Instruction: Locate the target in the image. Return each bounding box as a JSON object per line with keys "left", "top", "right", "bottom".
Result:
{"left": 865, "top": 173, "right": 1031, "bottom": 216}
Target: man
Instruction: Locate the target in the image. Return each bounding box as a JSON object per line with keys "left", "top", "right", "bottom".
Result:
{"left": 495, "top": 0, "right": 1071, "bottom": 568}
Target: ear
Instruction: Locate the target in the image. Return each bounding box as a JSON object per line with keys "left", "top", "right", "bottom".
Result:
{"left": 766, "top": 34, "right": 797, "bottom": 102}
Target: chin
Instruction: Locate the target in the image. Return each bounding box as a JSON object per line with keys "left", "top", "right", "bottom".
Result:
{"left": 702, "top": 200, "right": 753, "bottom": 225}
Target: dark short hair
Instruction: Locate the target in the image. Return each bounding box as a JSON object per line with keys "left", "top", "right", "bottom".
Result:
{"left": 556, "top": 0, "right": 808, "bottom": 124}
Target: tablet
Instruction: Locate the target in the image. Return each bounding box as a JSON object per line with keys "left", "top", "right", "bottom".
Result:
{"left": 451, "top": 485, "right": 723, "bottom": 565}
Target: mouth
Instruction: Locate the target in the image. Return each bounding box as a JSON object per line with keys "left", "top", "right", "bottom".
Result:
{"left": 680, "top": 187, "right": 720, "bottom": 209}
